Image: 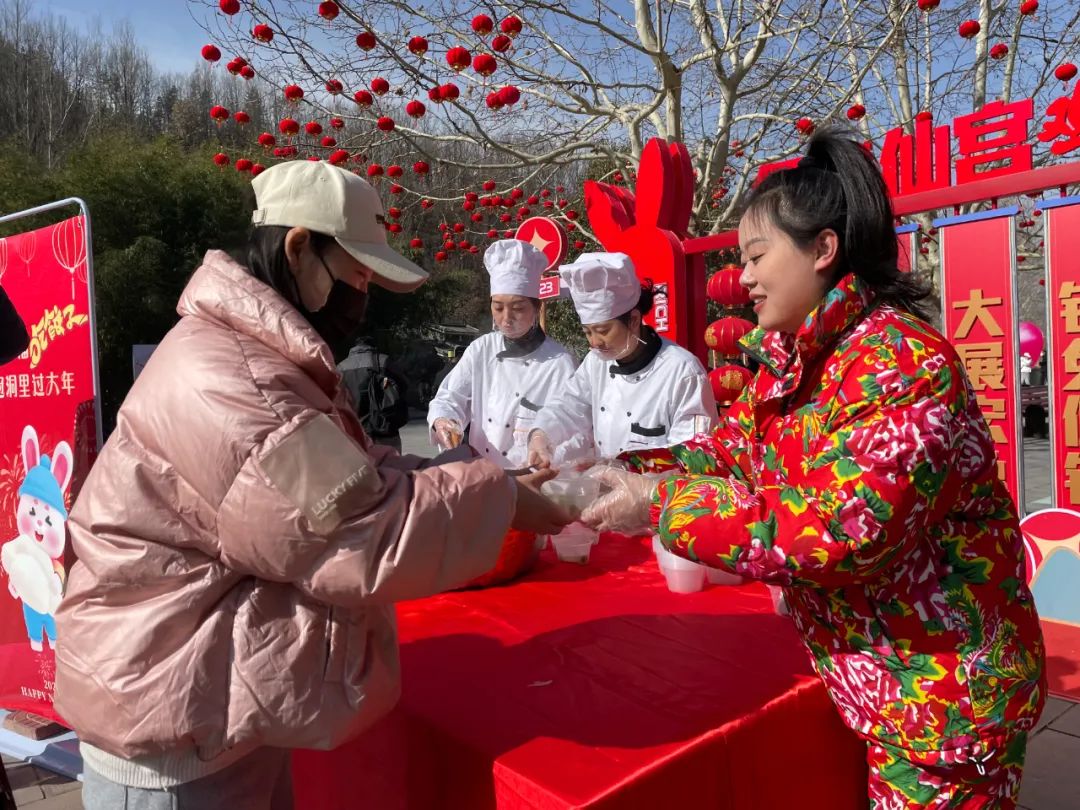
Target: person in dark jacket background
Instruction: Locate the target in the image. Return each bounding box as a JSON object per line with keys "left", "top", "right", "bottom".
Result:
{"left": 0, "top": 286, "right": 29, "bottom": 365}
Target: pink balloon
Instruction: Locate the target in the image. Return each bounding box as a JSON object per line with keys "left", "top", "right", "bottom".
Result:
{"left": 1018, "top": 321, "right": 1044, "bottom": 363}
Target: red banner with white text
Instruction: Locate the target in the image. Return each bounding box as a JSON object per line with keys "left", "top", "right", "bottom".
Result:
{"left": 0, "top": 213, "right": 97, "bottom": 724}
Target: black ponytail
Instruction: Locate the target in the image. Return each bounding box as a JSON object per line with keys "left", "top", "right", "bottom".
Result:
{"left": 743, "top": 127, "right": 933, "bottom": 320}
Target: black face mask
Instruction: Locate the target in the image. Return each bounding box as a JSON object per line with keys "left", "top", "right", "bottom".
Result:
{"left": 293, "top": 253, "right": 369, "bottom": 362}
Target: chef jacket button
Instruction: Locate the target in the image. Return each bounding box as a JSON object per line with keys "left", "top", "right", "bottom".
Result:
{"left": 488, "top": 418, "right": 493, "bottom": 423}
{"left": 626, "top": 411, "right": 631, "bottom": 417}
{"left": 600, "top": 406, "right": 606, "bottom": 412}
{"left": 505, "top": 423, "right": 511, "bottom": 428}
{"left": 501, "top": 450, "right": 508, "bottom": 456}
{"left": 524, "top": 361, "right": 530, "bottom": 366}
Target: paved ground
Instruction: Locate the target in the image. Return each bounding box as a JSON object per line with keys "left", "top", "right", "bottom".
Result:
{"left": 7, "top": 429, "right": 1074, "bottom": 808}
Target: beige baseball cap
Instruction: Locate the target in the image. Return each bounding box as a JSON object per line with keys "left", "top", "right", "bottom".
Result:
{"left": 251, "top": 161, "right": 428, "bottom": 293}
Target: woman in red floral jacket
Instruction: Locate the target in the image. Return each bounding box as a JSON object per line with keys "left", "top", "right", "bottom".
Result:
{"left": 581, "top": 129, "right": 1045, "bottom": 809}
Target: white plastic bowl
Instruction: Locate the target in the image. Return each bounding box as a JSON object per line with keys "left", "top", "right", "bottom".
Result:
{"left": 663, "top": 566, "right": 707, "bottom": 593}
{"left": 551, "top": 522, "right": 597, "bottom": 564}
{"left": 705, "top": 567, "right": 743, "bottom": 586}
{"left": 656, "top": 545, "right": 702, "bottom": 572}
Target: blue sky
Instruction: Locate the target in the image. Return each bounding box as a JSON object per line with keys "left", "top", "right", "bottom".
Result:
{"left": 36, "top": 0, "right": 207, "bottom": 74}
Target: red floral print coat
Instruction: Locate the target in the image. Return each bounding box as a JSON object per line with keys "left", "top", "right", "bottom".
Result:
{"left": 626, "top": 274, "right": 1045, "bottom": 762}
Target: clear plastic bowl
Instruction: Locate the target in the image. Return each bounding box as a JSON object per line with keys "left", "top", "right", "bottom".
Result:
{"left": 541, "top": 475, "right": 601, "bottom": 518}
{"left": 663, "top": 566, "right": 706, "bottom": 593}
{"left": 551, "top": 532, "right": 593, "bottom": 564}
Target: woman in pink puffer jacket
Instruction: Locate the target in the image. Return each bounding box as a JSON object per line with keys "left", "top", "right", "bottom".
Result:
{"left": 55, "top": 161, "right": 569, "bottom": 810}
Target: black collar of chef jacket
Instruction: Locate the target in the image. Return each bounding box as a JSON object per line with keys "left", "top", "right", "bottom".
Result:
{"left": 609, "top": 325, "right": 661, "bottom": 376}
{"left": 497, "top": 325, "right": 546, "bottom": 359}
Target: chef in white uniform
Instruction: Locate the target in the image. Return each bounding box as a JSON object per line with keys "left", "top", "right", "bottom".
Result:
{"left": 527, "top": 252, "right": 716, "bottom": 466}
{"left": 428, "top": 240, "right": 579, "bottom": 467}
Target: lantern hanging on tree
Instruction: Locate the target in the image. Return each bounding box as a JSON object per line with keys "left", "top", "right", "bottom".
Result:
{"left": 846, "top": 104, "right": 866, "bottom": 120}
{"left": 240, "top": 65, "right": 256, "bottom": 80}
{"left": 305, "top": 121, "right": 323, "bottom": 136}
{"left": 473, "top": 53, "right": 498, "bottom": 76}
{"left": 413, "top": 161, "right": 430, "bottom": 175}
{"left": 410, "top": 238, "right": 423, "bottom": 249}
{"left": 916, "top": 0, "right": 939, "bottom": 10}
{"left": 284, "top": 84, "right": 304, "bottom": 103}
{"left": 251, "top": 164, "right": 265, "bottom": 176}
{"left": 795, "top": 117, "right": 815, "bottom": 135}
{"left": 500, "top": 16, "right": 523, "bottom": 37}
{"left": 705, "top": 317, "right": 755, "bottom": 358}
{"left": 325, "top": 79, "right": 343, "bottom": 94}
{"left": 498, "top": 85, "right": 520, "bottom": 106}
{"left": 252, "top": 24, "right": 273, "bottom": 43}
{"left": 472, "top": 14, "right": 494, "bottom": 35}
{"left": 209, "top": 105, "right": 230, "bottom": 125}
{"left": 355, "top": 90, "right": 374, "bottom": 106}
{"left": 958, "top": 19, "right": 980, "bottom": 38}
{"left": 406, "top": 100, "right": 426, "bottom": 118}
{"left": 491, "top": 35, "right": 512, "bottom": 53}
{"left": 387, "top": 165, "right": 404, "bottom": 177}
{"left": 408, "top": 36, "right": 429, "bottom": 56}
{"left": 201, "top": 44, "right": 221, "bottom": 62}
{"left": 1020, "top": 0, "right": 1039, "bottom": 15}
{"left": 707, "top": 263, "right": 750, "bottom": 308}
{"left": 279, "top": 117, "right": 300, "bottom": 136}
{"left": 234, "top": 110, "right": 250, "bottom": 125}
{"left": 321, "top": 135, "right": 336, "bottom": 147}
{"left": 213, "top": 152, "right": 230, "bottom": 167}
{"left": 446, "top": 46, "right": 472, "bottom": 71}
{"left": 438, "top": 83, "right": 460, "bottom": 101}
{"left": 258, "top": 132, "right": 276, "bottom": 149}
{"left": 235, "top": 158, "right": 253, "bottom": 173}
{"left": 329, "top": 117, "right": 344, "bottom": 129}
{"left": 355, "top": 32, "right": 377, "bottom": 50}
{"left": 318, "top": 1, "right": 340, "bottom": 21}
{"left": 377, "top": 116, "right": 395, "bottom": 132}
{"left": 370, "top": 77, "right": 390, "bottom": 95}
{"left": 219, "top": 0, "right": 240, "bottom": 15}
{"left": 990, "top": 43, "right": 1008, "bottom": 59}
{"left": 1055, "top": 63, "right": 1078, "bottom": 82}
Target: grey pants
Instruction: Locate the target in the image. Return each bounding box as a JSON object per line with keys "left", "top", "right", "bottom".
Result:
{"left": 81, "top": 748, "right": 293, "bottom": 810}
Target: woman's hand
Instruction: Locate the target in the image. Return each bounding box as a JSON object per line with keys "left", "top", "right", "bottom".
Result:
{"left": 432, "top": 418, "right": 463, "bottom": 450}
{"left": 526, "top": 430, "right": 554, "bottom": 469}
{"left": 579, "top": 467, "right": 664, "bottom": 535}
{"left": 510, "top": 468, "right": 574, "bottom": 535}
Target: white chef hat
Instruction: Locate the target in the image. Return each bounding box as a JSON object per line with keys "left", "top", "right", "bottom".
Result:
{"left": 484, "top": 239, "right": 549, "bottom": 298}
{"left": 559, "top": 252, "right": 641, "bottom": 325}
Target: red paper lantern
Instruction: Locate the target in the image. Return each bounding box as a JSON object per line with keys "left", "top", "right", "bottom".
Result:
{"left": 438, "top": 83, "right": 460, "bottom": 101}
{"left": 251, "top": 164, "right": 265, "bottom": 176}
{"left": 318, "top": 1, "right": 339, "bottom": 21}
{"left": 219, "top": 0, "right": 240, "bottom": 14}
{"left": 707, "top": 264, "right": 750, "bottom": 308}
{"left": 252, "top": 24, "right": 273, "bottom": 43}
{"left": 305, "top": 121, "right": 323, "bottom": 136}
{"left": 486, "top": 92, "right": 503, "bottom": 110}
{"left": 284, "top": 84, "right": 304, "bottom": 103}
{"left": 457, "top": 240, "right": 469, "bottom": 249}
{"left": 709, "top": 365, "right": 753, "bottom": 407}
{"left": 958, "top": 19, "right": 980, "bottom": 38}
{"left": 354, "top": 90, "right": 373, "bottom": 106}
{"left": 543, "top": 200, "right": 554, "bottom": 209}
{"left": 500, "top": 16, "right": 522, "bottom": 37}
{"left": 465, "top": 191, "right": 479, "bottom": 202}
{"left": 705, "top": 317, "right": 755, "bottom": 356}
{"left": 329, "top": 117, "right": 345, "bottom": 130}
{"left": 421, "top": 199, "right": 433, "bottom": 208}
{"left": 428, "top": 87, "right": 442, "bottom": 103}
{"left": 413, "top": 161, "right": 430, "bottom": 175}
{"left": 213, "top": 152, "right": 229, "bottom": 166}
{"left": 990, "top": 43, "right": 1008, "bottom": 60}
{"left": 915, "top": 110, "right": 933, "bottom": 122}
{"left": 320, "top": 135, "right": 336, "bottom": 148}
{"left": 498, "top": 85, "right": 520, "bottom": 106}
{"left": 574, "top": 240, "right": 585, "bottom": 250}
{"left": 795, "top": 117, "right": 814, "bottom": 135}
{"left": 235, "top": 158, "right": 253, "bottom": 172}
{"left": 435, "top": 251, "right": 448, "bottom": 262}
{"left": 389, "top": 223, "right": 402, "bottom": 234}
{"left": 327, "top": 149, "right": 349, "bottom": 166}
{"left": 240, "top": 65, "right": 256, "bottom": 80}
{"left": 1020, "top": 0, "right": 1039, "bottom": 15}
{"left": 387, "top": 165, "right": 403, "bottom": 177}
{"left": 518, "top": 206, "right": 531, "bottom": 217}
{"left": 916, "top": 0, "right": 938, "bottom": 9}
{"left": 325, "top": 79, "right": 343, "bottom": 94}
{"left": 499, "top": 213, "right": 512, "bottom": 223}
{"left": 453, "top": 223, "right": 465, "bottom": 233}
{"left": 278, "top": 117, "right": 300, "bottom": 136}
{"left": 510, "top": 188, "right": 524, "bottom": 200}
{"left": 1055, "top": 63, "right": 1078, "bottom": 82}
{"left": 471, "top": 213, "right": 484, "bottom": 223}
{"left": 201, "top": 44, "right": 221, "bottom": 62}
{"left": 258, "top": 132, "right": 276, "bottom": 148}
{"left": 472, "top": 14, "right": 494, "bottom": 35}
{"left": 355, "top": 32, "right": 377, "bottom": 51}
{"left": 557, "top": 199, "right": 568, "bottom": 208}
{"left": 491, "top": 35, "right": 512, "bottom": 53}
{"left": 234, "top": 111, "right": 251, "bottom": 125}
{"left": 370, "top": 77, "right": 390, "bottom": 95}
{"left": 408, "top": 36, "right": 429, "bottom": 56}
{"left": 463, "top": 201, "right": 476, "bottom": 211}
{"left": 443, "top": 240, "right": 455, "bottom": 250}
{"left": 540, "top": 189, "right": 551, "bottom": 198}
{"left": 209, "top": 105, "right": 230, "bottom": 124}
{"left": 846, "top": 104, "right": 866, "bottom": 120}
{"left": 377, "top": 116, "right": 395, "bottom": 132}
{"left": 504, "top": 229, "right": 514, "bottom": 237}
{"left": 526, "top": 194, "right": 539, "bottom": 205}
{"left": 473, "top": 53, "right": 498, "bottom": 76}
{"left": 389, "top": 184, "right": 403, "bottom": 194}
{"left": 446, "top": 46, "right": 472, "bottom": 72}
{"left": 367, "top": 164, "right": 384, "bottom": 177}
{"left": 487, "top": 229, "right": 498, "bottom": 238}
{"left": 409, "top": 238, "right": 423, "bottom": 249}
{"left": 406, "top": 100, "right": 426, "bottom": 118}
{"left": 565, "top": 209, "right": 578, "bottom": 220}
{"left": 482, "top": 179, "right": 497, "bottom": 191}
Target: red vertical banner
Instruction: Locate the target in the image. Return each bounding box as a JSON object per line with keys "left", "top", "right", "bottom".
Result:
{"left": 0, "top": 209, "right": 98, "bottom": 724}
{"left": 895, "top": 223, "right": 918, "bottom": 274}
{"left": 1040, "top": 196, "right": 1080, "bottom": 511}
{"left": 938, "top": 207, "right": 1022, "bottom": 508}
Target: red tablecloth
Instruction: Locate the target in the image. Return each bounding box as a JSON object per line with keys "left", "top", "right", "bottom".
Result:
{"left": 293, "top": 537, "right": 868, "bottom": 809}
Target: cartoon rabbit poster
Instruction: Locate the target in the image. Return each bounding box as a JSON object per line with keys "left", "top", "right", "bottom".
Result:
{"left": 0, "top": 214, "right": 98, "bottom": 725}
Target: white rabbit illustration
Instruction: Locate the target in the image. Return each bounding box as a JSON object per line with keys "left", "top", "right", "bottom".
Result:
{"left": 1, "top": 425, "right": 73, "bottom": 652}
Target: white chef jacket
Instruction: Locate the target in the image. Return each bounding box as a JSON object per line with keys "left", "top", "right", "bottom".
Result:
{"left": 427, "top": 330, "right": 579, "bottom": 468}
{"left": 533, "top": 338, "right": 716, "bottom": 458}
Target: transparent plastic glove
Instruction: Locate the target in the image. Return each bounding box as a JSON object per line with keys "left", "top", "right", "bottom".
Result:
{"left": 511, "top": 468, "right": 574, "bottom": 535}
{"left": 432, "top": 417, "right": 463, "bottom": 450}
{"left": 527, "top": 429, "right": 554, "bottom": 469}
{"left": 579, "top": 467, "right": 667, "bottom": 535}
